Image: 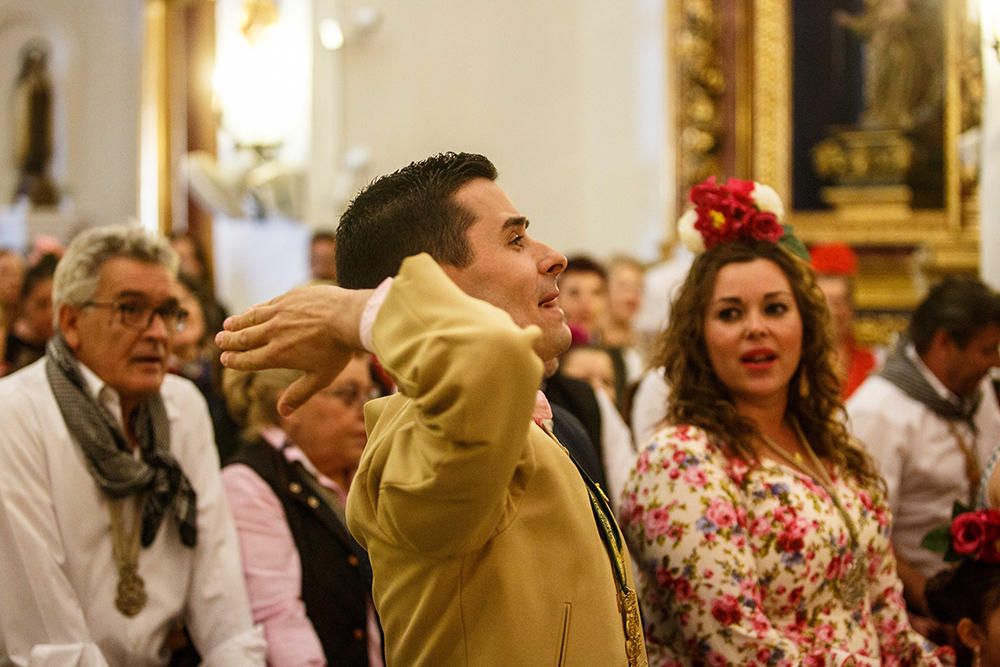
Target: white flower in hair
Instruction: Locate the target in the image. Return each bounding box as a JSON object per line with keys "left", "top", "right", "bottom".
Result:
{"left": 750, "top": 183, "right": 785, "bottom": 221}
{"left": 677, "top": 208, "right": 705, "bottom": 254}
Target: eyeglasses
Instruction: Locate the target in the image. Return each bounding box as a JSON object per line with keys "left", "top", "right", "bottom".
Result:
{"left": 319, "top": 383, "right": 380, "bottom": 408}
{"left": 83, "top": 298, "right": 189, "bottom": 334}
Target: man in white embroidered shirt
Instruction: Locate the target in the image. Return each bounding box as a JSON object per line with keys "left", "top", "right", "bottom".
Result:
{"left": 847, "top": 277, "right": 1000, "bottom": 637}
{"left": 0, "top": 225, "right": 265, "bottom": 666}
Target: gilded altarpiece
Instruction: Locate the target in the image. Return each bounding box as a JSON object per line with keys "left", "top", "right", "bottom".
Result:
{"left": 671, "top": 0, "right": 983, "bottom": 345}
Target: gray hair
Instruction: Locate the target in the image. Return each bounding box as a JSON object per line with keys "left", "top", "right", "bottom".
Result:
{"left": 53, "top": 225, "right": 179, "bottom": 328}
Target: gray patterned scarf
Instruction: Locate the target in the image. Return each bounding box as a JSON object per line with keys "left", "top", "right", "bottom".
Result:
{"left": 878, "top": 339, "right": 982, "bottom": 433}
{"left": 44, "top": 334, "right": 197, "bottom": 547}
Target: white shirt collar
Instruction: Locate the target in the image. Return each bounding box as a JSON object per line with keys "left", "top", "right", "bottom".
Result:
{"left": 76, "top": 360, "right": 126, "bottom": 432}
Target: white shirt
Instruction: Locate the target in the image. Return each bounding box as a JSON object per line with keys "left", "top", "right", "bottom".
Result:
{"left": 846, "top": 348, "right": 1000, "bottom": 578}
{"left": 630, "top": 367, "right": 670, "bottom": 450}
{"left": 0, "top": 359, "right": 266, "bottom": 667}
{"left": 633, "top": 245, "right": 694, "bottom": 344}
{"left": 593, "top": 387, "right": 636, "bottom": 511}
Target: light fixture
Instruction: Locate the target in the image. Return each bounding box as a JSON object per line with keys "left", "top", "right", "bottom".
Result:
{"left": 319, "top": 19, "right": 345, "bottom": 50}
{"left": 983, "top": 0, "right": 1000, "bottom": 62}
{"left": 318, "top": 6, "right": 381, "bottom": 51}
{"left": 213, "top": 0, "right": 309, "bottom": 151}
{"left": 240, "top": 0, "right": 278, "bottom": 44}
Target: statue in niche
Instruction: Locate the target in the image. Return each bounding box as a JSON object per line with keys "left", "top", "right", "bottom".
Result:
{"left": 12, "top": 40, "right": 59, "bottom": 206}
{"left": 835, "top": 0, "right": 941, "bottom": 132}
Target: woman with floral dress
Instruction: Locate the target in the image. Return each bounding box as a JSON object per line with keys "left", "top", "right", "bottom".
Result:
{"left": 620, "top": 177, "right": 951, "bottom": 666}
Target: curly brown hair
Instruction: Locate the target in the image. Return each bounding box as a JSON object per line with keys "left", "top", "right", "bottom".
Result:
{"left": 653, "top": 239, "right": 882, "bottom": 490}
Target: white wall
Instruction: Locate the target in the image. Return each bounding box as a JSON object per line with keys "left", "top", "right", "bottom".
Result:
{"left": 335, "top": 0, "right": 672, "bottom": 262}
{"left": 0, "top": 0, "right": 141, "bottom": 235}
{"left": 0, "top": 0, "right": 675, "bottom": 270}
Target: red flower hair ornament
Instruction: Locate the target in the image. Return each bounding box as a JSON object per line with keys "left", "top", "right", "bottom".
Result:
{"left": 677, "top": 177, "right": 810, "bottom": 261}
{"left": 922, "top": 502, "right": 1000, "bottom": 564}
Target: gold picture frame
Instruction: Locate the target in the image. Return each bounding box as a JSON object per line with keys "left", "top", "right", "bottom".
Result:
{"left": 672, "top": 0, "right": 983, "bottom": 323}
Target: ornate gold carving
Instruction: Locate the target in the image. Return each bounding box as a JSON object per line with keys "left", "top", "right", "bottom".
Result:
{"left": 740, "top": 0, "right": 982, "bottom": 312}
{"left": 751, "top": 0, "right": 790, "bottom": 202}
{"left": 854, "top": 314, "right": 909, "bottom": 348}
{"left": 673, "top": 0, "right": 724, "bottom": 206}
{"left": 812, "top": 130, "right": 913, "bottom": 187}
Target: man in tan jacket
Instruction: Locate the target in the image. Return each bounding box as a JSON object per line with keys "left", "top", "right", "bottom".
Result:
{"left": 217, "top": 152, "right": 646, "bottom": 666}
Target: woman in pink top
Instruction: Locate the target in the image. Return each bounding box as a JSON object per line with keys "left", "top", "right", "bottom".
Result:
{"left": 222, "top": 355, "right": 383, "bottom": 666}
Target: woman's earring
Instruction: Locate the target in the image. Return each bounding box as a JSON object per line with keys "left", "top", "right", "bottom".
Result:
{"left": 974, "top": 646, "right": 982, "bottom": 667}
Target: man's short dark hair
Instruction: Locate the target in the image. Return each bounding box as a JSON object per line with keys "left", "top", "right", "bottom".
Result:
{"left": 910, "top": 277, "right": 1000, "bottom": 354}
{"left": 563, "top": 255, "right": 608, "bottom": 283}
{"left": 335, "top": 152, "right": 497, "bottom": 289}
{"left": 21, "top": 253, "right": 58, "bottom": 299}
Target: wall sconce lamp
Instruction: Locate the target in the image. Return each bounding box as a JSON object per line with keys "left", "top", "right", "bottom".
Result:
{"left": 984, "top": 0, "right": 1000, "bottom": 62}
{"left": 318, "top": 6, "right": 381, "bottom": 51}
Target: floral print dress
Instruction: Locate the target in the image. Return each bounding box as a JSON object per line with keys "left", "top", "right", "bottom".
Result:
{"left": 621, "top": 424, "right": 953, "bottom": 667}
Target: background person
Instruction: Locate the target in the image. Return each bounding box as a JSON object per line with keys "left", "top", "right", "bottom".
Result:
{"left": 847, "top": 277, "right": 1000, "bottom": 634}
{"left": 0, "top": 224, "right": 264, "bottom": 665}
{"left": 4, "top": 252, "right": 57, "bottom": 374}
{"left": 810, "top": 243, "right": 879, "bottom": 398}
{"left": 621, "top": 177, "right": 949, "bottom": 665}
{"left": 925, "top": 507, "right": 1000, "bottom": 667}
{"left": 169, "top": 272, "right": 239, "bottom": 461}
{"left": 309, "top": 230, "right": 338, "bottom": 284}
{"left": 222, "top": 356, "right": 382, "bottom": 667}
{"left": 559, "top": 254, "right": 608, "bottom": 344}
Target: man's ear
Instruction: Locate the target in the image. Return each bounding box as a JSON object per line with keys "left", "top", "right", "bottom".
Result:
{"left": 58, "top": 304, "right": 81, "bottom": 350}
{"left": 930, "top": 329, "right": 957, "bottom": 354}
{"left": 957, "top": 617, "right": 985, "bottom": 653}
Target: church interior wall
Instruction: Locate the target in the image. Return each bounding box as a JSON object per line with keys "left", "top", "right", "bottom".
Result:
{"left": 0, "top": 0, "right": 142, "bottom": 233}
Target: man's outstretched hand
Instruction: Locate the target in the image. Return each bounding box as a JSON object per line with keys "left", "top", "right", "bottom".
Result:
{"left": 215, "top": 284, "right": 373, "bottom": 416}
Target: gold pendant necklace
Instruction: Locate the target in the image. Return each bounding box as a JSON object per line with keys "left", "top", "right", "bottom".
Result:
{"left": 109, "top": 498, "right": 147, "bottom": 617}
{"left": 539, "top": 422, "right": 647, "bottom": 666}
{"left": 760, "top": 421, "right": 867, "bottom": 608}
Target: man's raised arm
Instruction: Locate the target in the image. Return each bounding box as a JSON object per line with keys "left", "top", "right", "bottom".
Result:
{"left": 216, "top": 283, "right": 374, "bottom": 416}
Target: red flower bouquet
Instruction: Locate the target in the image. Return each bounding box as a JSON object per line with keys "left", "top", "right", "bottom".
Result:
{"left": 922, "top": 502, "right": 1000, "bottom": 564}
{"left": 677, "top": 176, "right": 797, "bottom": 256}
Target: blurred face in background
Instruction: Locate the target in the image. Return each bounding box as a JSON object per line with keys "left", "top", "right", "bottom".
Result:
{"left": 936, "top": 324, "right": 1000, "bottom": 398}
{"left": 20, "top": 277, "right": 54, "bottom": 342}
{"left": 607, "top": 262, "right": 644, "bottom": 327}
{"left": 281, "top": 356, "right": 373, "bottom": 478}
{"left": 170, "top": 236, "right": 204, "bottom": 281}
{"left": 816, "top": 275, "right": 853, "bottom": 344}
{"left": 170, "top": 281, "right": 206, "bottom": 363}
{"left": 559, "top": 270, "right": 607, "bottom": 334}
{"left": 310, "top": 237, "right": 337, "bottom": 282}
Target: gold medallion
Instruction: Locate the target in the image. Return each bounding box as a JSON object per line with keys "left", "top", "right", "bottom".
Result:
{"left": 835, "top": 556, "right": 867, "bottom": 608}
{"left": 116, "top": 562, "right": 148, "bottom": 617}
{"left": 619, "top": 587, "right": 647, "bottom": 667}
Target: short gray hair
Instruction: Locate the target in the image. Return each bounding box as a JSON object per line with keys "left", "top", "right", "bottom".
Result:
{"left": 53, "top": 225, "right": 179, "bottom": 326}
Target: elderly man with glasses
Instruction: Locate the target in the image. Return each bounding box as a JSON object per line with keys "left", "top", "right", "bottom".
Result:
{"left": 0, "top": 225, "right": 265, "bottom": 666}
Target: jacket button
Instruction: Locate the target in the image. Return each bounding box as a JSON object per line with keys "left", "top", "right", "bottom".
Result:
{"left": 307, "top": 496, "right": 320, "bottom": 508}
{"left": 347, "top": 554, "right": 360, "bottom": 567}
{"left": 288, "top": 482, "right": 302, "bottom": 494}
{"left": 353, "top": 628, "right": 364, "bottom": 641}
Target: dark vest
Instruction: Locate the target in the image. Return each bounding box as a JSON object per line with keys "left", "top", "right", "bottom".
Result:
{"left": 227, "top": 440, "right": 378, "bottom": 666}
